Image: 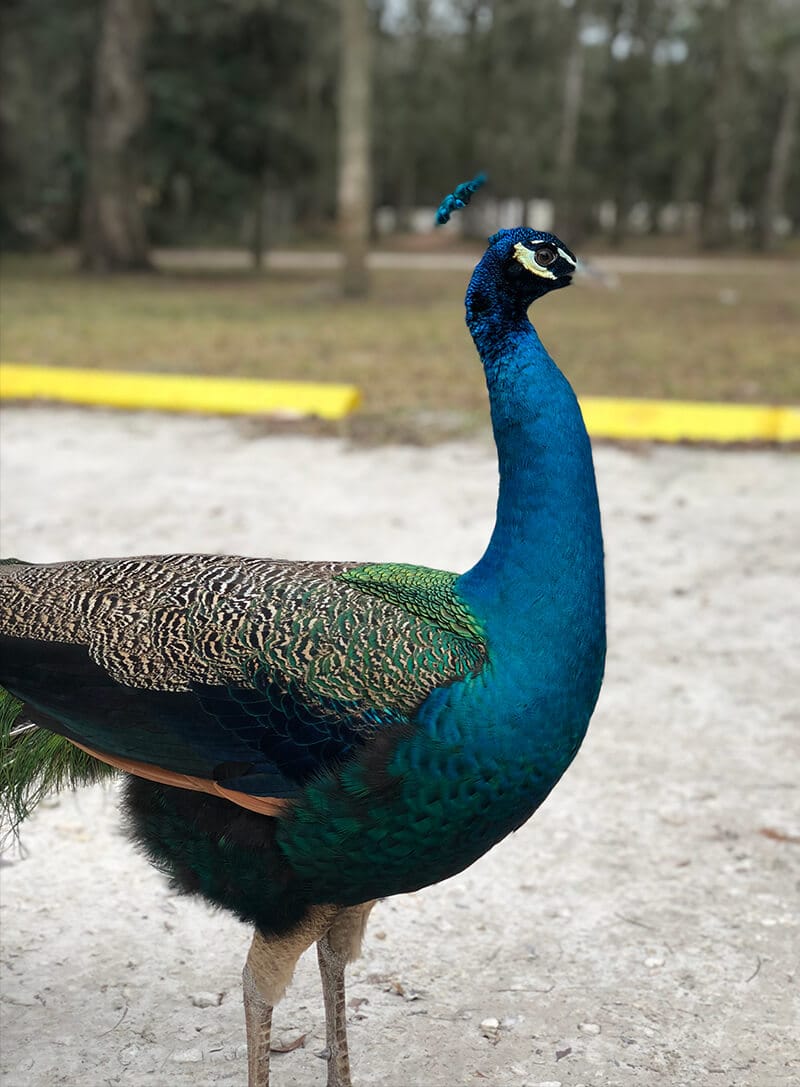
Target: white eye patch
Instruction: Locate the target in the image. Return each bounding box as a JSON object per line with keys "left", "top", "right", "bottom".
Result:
{"left": 512, "top": 242, "right": 558, "bottom": 280}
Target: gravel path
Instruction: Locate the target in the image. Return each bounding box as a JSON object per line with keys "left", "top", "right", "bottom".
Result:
{"left": 1, "top": 407, "right": 798, "bottom": 1087}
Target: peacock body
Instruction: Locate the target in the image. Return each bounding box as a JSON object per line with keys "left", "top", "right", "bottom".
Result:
{"left": 0, "top": 226, "right": 605, "bottom": 1087}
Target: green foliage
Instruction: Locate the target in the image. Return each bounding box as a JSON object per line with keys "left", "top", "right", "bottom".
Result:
{"left": 0, "top": 0, "right": 98, "bottom": 248}
{"left": 0, "top": 686, "right": 118, "bottom": 840}
{"left": 146, "top": 0, "right": 339, "bottom": 245}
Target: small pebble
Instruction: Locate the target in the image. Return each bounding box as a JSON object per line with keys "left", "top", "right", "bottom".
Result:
{"left": 170, "top": 1048, "right": 203, "bottom": 1063}
{"left": 190, "top": 991, "right": 223, "bottom": 1008}
{"left": 480, "top": 1016, "right": 500, "bottom": 1038}
{"left": 644, "top": 955, "right": 665, "bottom": 968}
{"left": 578, "top": 1021, "right": 601, "bottom": 1035}
{"left": 119, "top": 1044, "right": 140, "bottom": 1065}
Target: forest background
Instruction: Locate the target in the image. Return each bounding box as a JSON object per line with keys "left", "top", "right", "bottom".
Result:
{"left": 2, "top": 0, "right": 799, "bottom": 269}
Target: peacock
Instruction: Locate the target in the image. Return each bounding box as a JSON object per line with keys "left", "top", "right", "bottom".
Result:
{"left": 0, "top": 187, "right": 605, "bottom": 1087}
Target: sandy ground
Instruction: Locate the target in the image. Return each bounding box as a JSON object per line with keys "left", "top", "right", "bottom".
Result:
{"left": 0, "top": 406, "right": 798, "bottom": 1087}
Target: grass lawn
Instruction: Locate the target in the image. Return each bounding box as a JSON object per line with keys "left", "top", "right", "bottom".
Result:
{"left": 1, "top": 253, "right": 798, "bottom": 441}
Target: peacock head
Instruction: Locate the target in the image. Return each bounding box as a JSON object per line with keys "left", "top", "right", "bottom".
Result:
{"left": 466, "top": 227, "right": 577, "bottom": 329}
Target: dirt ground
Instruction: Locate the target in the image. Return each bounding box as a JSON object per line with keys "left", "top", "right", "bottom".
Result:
{"left": 0, "top": 406, "right": 798, "bottom": 1087}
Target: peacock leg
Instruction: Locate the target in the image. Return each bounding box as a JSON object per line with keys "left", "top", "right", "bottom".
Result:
{"left": 316, "top": 902, "right": 376, "bottom": 1087}
{"left": 243, "top": 907, "right": 337, "bottom": 1087}
{"left": 243, "top": 961, "right": 272, "bottom": 1087}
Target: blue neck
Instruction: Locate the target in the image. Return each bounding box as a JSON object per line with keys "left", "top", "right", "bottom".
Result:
{"left": 457, "top": 296, "right": 606, "bottom": 705}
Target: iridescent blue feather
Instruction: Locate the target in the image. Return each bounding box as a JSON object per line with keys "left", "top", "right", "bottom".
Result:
{"left": 435, "top": 172, "right": 487, "bottom": 225}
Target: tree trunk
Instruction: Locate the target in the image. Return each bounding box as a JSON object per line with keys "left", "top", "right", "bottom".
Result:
{"left": 338, "top": 0, "right": 371, "bottom": 297}
{"left": 605, "top": 0, "right": 629, "bottom": 246}
{"left": 80, "top": 0, "right": 151, "bottom": 272}
{"left": 458, "top": 0, "right": 484, "bottom": 171}
{"left": 701, "top": 0, "right": 743, "bottom": 249}
{"left": 251, "top": 169, "right": 269, "bottom": 271}
{"left": 758, "top": 51, "right": 800, "bottom": 250}
{"left": 553, "top": 0, "right": 586, "bottom": 239}
{"left": 396, "top": 0, "right": 432, "bottom": 233}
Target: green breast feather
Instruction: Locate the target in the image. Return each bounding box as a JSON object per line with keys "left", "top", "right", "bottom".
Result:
{"left": 337, "top": 563, "right": 485, "bottom": 644}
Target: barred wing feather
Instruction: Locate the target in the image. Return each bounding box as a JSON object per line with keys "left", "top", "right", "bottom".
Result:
{"left": 0, "top": 556, "right": 486, "bottom": 804}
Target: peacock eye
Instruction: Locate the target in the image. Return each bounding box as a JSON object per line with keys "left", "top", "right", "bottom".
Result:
{"left": 535, "top": 246, "right": 557, "bottom": 268}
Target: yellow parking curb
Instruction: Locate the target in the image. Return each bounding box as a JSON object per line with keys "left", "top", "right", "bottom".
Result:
{"left": 0, "top": 364, "right": 797, "bottom": 442}
{"left": 0, "top": 364, "right": 361, "bottom": 421}
{"left": 579, "top": 396, "right": 799, "bottom": 444}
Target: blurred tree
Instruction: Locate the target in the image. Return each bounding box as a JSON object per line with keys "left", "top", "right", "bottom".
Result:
{"left": 553, "top": 0, "right": 587, "bottom": 238}
{"left": 455, "top": 0, "right": 492, "bottom": 180}
{"left": 0, "top": 0, "right": 96, "bottom": 249}
{"left": 146, "top": 1, "right": 337, "bottom": 254}
{"left": 80, "top": 0, "right": 152, "bottom": 271}
{"left": 394, "top": 0, "right": 433, "bottom": 231}
{"left": 338, "top": 0, "right": 372, "bottom": 296}
{"left": 602, "top": 0, "right": 670, "bottom": 245}
{"left": 700, "top": 0, "right": 744, "bottom": 249}
{"left": 758, "top": 37, "right": 800, "bottom": 249}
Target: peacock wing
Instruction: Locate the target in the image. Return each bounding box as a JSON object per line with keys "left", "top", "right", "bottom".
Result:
{"left": 0, "top": 555, "right": 486, "bottom": 803}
